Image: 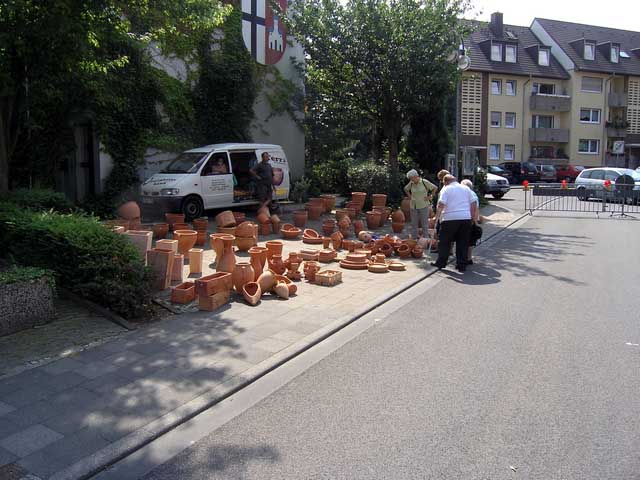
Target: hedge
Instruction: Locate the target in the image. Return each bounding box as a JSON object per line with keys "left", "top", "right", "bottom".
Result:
{"left": 0, "top": 203, "right": 152, "bottom": 319}
{"left": 2, "top": 188, "right": 75, "bottom": 212}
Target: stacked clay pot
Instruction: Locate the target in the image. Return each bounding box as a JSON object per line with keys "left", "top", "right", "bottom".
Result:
{"left": 350, "top": 192, "right": 367, "bottom": 214}
{"left": 165, "top": 213, "right": 185, "bottom": 231}
{"left": 371, "top": 194, "right": 387, "bottom": 208}
{"left": 391, "top": 209, "right": 405, "bottom": 233}
{"left": 401, "top": 197, "right": 411, "bottom": 220}
{"left": 235, "top": 221, "right": 258, "bottom": 251}
{"left": 192, "top": 217, "right": 209, "bottom": 246}
{"left": 293, "top": 210, "right": 308, "bottom": 228}
{"left": 248, "top": 246, "right": 268, "bottom": 280}
{"left": 322, "top": 219, "right": 336, "bottom": 236}
{"left": 338, "top": 216, "right": 351, "bottom": 238}
{"left": 305, "top": 198, "right": 324, "bottom": 220}
{"left": 256, "top": 207, "right": 271, "bottom": 236}
{"left": 365, "top": 210, "right": 382, "bottom": 230}
{"left": 320, "top": 194, "right": 336, "bottom": 213}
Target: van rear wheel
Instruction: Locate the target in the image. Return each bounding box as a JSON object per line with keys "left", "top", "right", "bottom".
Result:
{"left": 182, "top": 195, "right": 204, "bottom": 220}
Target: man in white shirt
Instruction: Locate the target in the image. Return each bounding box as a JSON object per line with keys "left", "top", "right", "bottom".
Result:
{"left": 431, "top": 175, "right": 477, "bottom": 272}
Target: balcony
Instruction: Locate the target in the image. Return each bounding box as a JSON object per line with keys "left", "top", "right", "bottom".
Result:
{"left": 529, "top": 93, "right": 571, "bottom": 112}
{"left": 608, "top": 92, "right": 627, "bottom": 108}
{"left": 626, "top": 133, "right": 640, "bottom": 144}
{"left": 606, "top": 120, "right": 628, "bottom": 137}
{"left": 529, "top": 128, "right": 570, "bottom": 143}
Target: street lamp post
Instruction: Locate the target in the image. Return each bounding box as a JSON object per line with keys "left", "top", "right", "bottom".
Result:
{"left": 453, "top": 42, "right": 470, "bottom": 180}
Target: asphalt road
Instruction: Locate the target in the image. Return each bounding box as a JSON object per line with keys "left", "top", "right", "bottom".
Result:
{"left": 138, "top": 214, "right": 640, "bottom": 480}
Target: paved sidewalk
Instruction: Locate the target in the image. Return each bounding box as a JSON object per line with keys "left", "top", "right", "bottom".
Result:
{"left": 0, "top": 203, "right": 520, "bottom": 480}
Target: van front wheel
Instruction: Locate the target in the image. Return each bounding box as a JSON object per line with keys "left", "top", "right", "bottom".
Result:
{"left": 182, "top": 195, "right": 204, "bottom": 220}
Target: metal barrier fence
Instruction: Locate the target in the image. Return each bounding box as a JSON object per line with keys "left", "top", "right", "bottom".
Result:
{"left": 524, "top": 184, "right": 640, "bottom": 217}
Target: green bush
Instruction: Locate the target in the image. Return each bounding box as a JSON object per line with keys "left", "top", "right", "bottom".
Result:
{"left": 346, "top": 160, "right": 391, "bottom": 195}
{"left": 0, "top": 265, "right": 53, "bottom": 287}
{"left": 0, "top": 203, "right": 152, "bottom": 319}
{"left": 290, "top": 177, "right": 312, "bottom": 204}
{"left": 309, "top": 157, "right": 352, "bottom": 195}
{"left": 3, "top": 188, "right": 74, "bottom": 212}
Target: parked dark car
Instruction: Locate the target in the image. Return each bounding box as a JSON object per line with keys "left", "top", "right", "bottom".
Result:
{"left": 554, "top": 164, "right": 584, "bottom": 182}
{"left": 498, "top": 162, "right": 541, "bottom": 184}
{"left": 487, "top": 165, "right": 512, "bottom": 181}
{"left": 535, "top": 164, "right": 557, "bottom": 182}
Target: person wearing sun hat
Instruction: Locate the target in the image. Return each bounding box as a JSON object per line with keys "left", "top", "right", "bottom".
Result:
{"left": 404, "top": 169, "right": 437, "bottom": 239}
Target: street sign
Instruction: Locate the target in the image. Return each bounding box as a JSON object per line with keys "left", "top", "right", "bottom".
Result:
{"left": 612, "top": 140, "right": 625, "bottom": 155}
{"left": 241, "top": 0, "right": 288, "bottom": 65}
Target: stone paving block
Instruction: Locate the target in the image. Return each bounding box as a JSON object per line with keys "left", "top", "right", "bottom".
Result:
{"left": 42, "top": 398, "right": 112, "bottom": 436}
{"left": 0, "top": 424, "right": 63, "bottom": 458}
{"left": 0, "top": 384, "right": 53, "bottom": 409}
{"left": 96, "top": 339, "right": 131, "bottom": 354}
{"left": 102, "top": 350, "right": 145, "bottom": 367}
{"left": 0, "top": 417, "right": 22, "bottom": 439}
{"left": 0, "top": 401, "right": 15, "bottom": 416}
{"left": 71, "top": 347, "right": 117, "bottom": 363}
{"left": 129, "top": 340, "right": 172, "bottom": 357}
{"left": 226, "top": 346, "right": 273, "bottom": 365}
{"left": 80, "top": 372, "right": 138, "bottom": 395}
{"left": 270, "top": 329, "right": 307, "bottom": 343}
{"left": 0, "top": 446, "right": 17, "bottom": 467}
{"left": 72, "top": 360, "right": 118, "bottom": 380}
{"left": 286, "top": 321, "right": 324, "bottom": 335}
{"left": 41, "top": 358, "right": 85, "bottom": 375}
{"left": 209, "top": 357, "right": 255, "bottom": 377}
{"left": 0, "top": 370, "right": 53, "bottom": 397}
{"left": 245, "top": 320, "right": 293, "bottom": 339}
{"left": 17, "top": 427, "right": 109, "bottom": 479}
{"left": 42, "top": 371, "right": 87, "bottom": 393}
{"left": 252, "top": 337, "right": 291, "bottom": 354}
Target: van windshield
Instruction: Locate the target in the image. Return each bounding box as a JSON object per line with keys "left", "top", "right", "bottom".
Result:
{"left": 161, "top": 152, "right": 208, "bottom": 174}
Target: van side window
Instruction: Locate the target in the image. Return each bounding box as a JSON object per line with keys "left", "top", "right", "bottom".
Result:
{"left": 580, "top": 170, "right": 591, "bottom": 179}
{"left": 202, "top": 153, "right": 230, "bottom": 176}
{"left": 590, "top": 170, "right": 604, "bottom": 180}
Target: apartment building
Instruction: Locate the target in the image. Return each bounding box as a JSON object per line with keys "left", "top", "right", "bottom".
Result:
{"left": 460, "top": 13, "right": 640, "bottom": 170}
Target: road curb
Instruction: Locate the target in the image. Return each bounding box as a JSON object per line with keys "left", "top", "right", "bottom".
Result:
{"left": 53, "top": 209, "right": 533, "bottom": 480}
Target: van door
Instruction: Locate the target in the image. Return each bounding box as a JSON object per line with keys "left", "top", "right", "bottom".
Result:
{"left": 199, "top": 151, "right": 234, "bottom": 208}
{"left": 261, "top": 149, "right": 290, "bottom": 200}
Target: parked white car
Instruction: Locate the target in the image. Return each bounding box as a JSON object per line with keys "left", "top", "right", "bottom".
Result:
{"left": 575, "top": 167, "right": 640, "bottom": 202}
{"left": 484, "top": 172, "right": 510, "bottom": 199}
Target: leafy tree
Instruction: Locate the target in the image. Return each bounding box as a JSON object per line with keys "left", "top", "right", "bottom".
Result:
{"left": 0, "top": 0, "right": 230, "bottom": 194}
{"left": 288, "top": 0, "right": 470, "bottom": 192}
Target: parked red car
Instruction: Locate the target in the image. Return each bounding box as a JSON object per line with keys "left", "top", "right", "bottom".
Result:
{"left": 554, "top": 164, "right": 584, "bottom": 182}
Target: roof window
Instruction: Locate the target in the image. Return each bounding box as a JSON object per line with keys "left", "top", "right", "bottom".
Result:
{"left": 584, "top": 41, "right": 595, "bottom": 60}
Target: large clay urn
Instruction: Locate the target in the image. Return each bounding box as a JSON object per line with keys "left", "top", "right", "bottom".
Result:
{"left": 365, "top": 211, "right": 381, "bottom": 230}
{"left": 152, "top": 223, "right": 169, "bottom": 239}
{"left": 232, "top": 262, "right": 255, "bottom": 293}
{"left": 392, "top": 209, "right": 405, "bottom": 223}
{"left": 257, "top": 270, "right": 276, "bottom": 292}
{"left": 292, "top": 210, "right": 308, "bottom": 228}
{"left": 371, "top": 194, "right": 387, "bottom": 207}
{"left": 392, "top": 222, "right": 405, "bottom": 234}
{"left": 248, "top": 246, "right": 268, "bottom": 280}
{"left": 320, "top": 194, "right": 336, "bottom": 213}
{"left": 401, "top": 197, "right": 411, "bottom": 219}
{"left": 268, "top": 254, "right": 286, "bottom": 275}
{"left": 117, "top": 201, "right": 141, "bottom": 220}
{"left": 351, "top": 192, "right": 367, "bottom": 207}
{"left": 214, "top": 234, "right": 237, "bottom": 273}
{"left": 265, "top": 240, "right": 283, "bottom": 261}
{"left": 173, "top": 229, "right": 198, "bottom": 254}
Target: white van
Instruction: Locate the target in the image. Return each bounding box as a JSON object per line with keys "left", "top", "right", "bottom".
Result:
{"left": 140, "top": 143, "right": 290, "bottom": 219}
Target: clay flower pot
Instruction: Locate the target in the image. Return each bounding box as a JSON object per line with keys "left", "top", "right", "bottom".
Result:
{"left": 401, "top": 198, "right": 411, "bottom": 219}
{"left": 192, "top": 217, "right": 209, "bottom": 231}
{"left": 195, "top": 272, "right": 233, "bottom": 297}
{"left": 232, "top": 211, "right": 246, "bottom": 224}
{"left": 242, "top": 282, "right": 262, "bottom": 306}
{"left": 335, "top": 209, "right": 349, "bottom": 222}
{"left": 268, "top": 254, "right": 286, "bottom": 275}
{"left": 173, "top": 230, "right": 198, "bottom": 254}
{"left": 380, "top": 243, "right": 394, "bottom": 257}
{"left": 392, "top": 209, "right": 405, "bottom": 223}
{"left": 232, "top": 262, "right": 255, "bottom": 293}
{"left": 256, "top": 210, "right": 271, "bottom": 225}
{"left": 371, "top": 194, "right": 387, "bottom": 207}
{"left": 165, "top": 213, "right": 185, "bottom": 230}
{"left": 322, "top": 219, "right": 336, "bottom": 236}
{"left": 345, "top": 207, "right": 357, "bottom": 219}
{"left": 217, "top": 226, "right": 236, "bottom": 235}
{"left": 365, "top": 211, "right": 381, "bottom": 230}
{"left": 249, "top": 246, "right": 268, "bottom": 280}
{"left": 392, "top": 222, "right": 405, "bottom": 233}
{"left": 235, "top": 221, "right": 256, "bottom": 238}
{"left": 411, "top": 246, "right": 424, "bottom": 259}
{"left": 342, "top": 240, "right": 355, "bottom": 252}
{"left": 281, "top": 224, "right": 302, "bottom": 239}
{"left": 195, "top": 230, "right": 207, "bottom": 246}
{"left": 257, "top": 270, "right": 276, "bottom": 292}
{"left": 320, "top": 194, "right": 336, "bottom": 213}
{"left": 270, "top": 214, "right": 281, "bottom": 233}
{"left": 274, "top": 275, "right": 297, "bottom": 296}
{"left": 351, "top": 192, "right": 367, "bottom": 206}
{"left": 213, "top": 234, "right": 237, "bottom": 273}
{"left": 331, "top": 231, "right": 343, "bottom": 250}
{"left": 216, "top": 210, "right": 236, "bottom": 228}
{"left": 235, "top": 236, "right": 254, "bottom": 252}
{"left": 117, "top": 201, "right": 141, "bottom": 220}
{"left": 273, "top": 281, "right": 290, "bottom": 299}
{"left": 292, "top": 210, "right": 308, "bottom": 228}
{"left": 352, "top": 219, "right": 364, "bottom": 236}
{"left": 305, "top": 203, "right": 323, "bottom": 220}
{"left": 397, "top": 244, "right": 411, "bottom": 258}
{"left": 171, "top": 281, "right": 196, "bottom": 304}
{"left": 152, "top": 223, "right": 169, "bottom": 239}
{"left": 259, "top": 222, "right": 271, "bottom": 236}
{"left": 265, "top": 240, "right": 283, "bottom": 260}
{"left": 322, "top": 237, "right": 331, "bottom": 249}
{"left": 173, "top": 222, "right": 190, "bottom": 231}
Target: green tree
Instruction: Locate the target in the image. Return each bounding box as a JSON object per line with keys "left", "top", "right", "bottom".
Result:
{"left": 0, "top": 0, "right": 230, "bottom": 194}
{"left": 288, "top": 0, "right": 470, "bottom": 191}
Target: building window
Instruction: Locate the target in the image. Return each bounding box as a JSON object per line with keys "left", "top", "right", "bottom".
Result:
{"left": 579, "top": 108, "right": 601, "bottom": 124}
{"left": 505, "top": 45, "right": 517, "bottom": 63}
{"left": 584, "top": 42, "right": 595, "bottom": 60}
{"left": 578, "top": 139, "right": 600, "bottom": 154}
{"left": 491, "top": 43, "right": 502, "bottom": 62}
{"left": 490, "top": 111, "right": 502, "bottom": 127}
{"left": 491, "top": 79, "right": 502, "bottom": 95}
{"left": 538, "top": 49, "right": 550, "bottom": 66}
{"left": 505, "top": 112, "right": 516, "bottom": 128}
{"left": 532, "top": 115, "right": 554, "bottom": 128}
{"left": 532, "top": 83, "right": 555, "bottom": 95}
{"left": 504, "top": 144, "right": 515, "bottom": 160}
{"left": 611, "top": 45, "right": 619, "bottom": 63}
{"left": 506, "top": 80, "right": 516, "bottom": 96}
{"left": 581, "top": 76, "right": 603, "bottom": 93}
{"left": 489, "top": 144, "right": 501, "bottom": 160}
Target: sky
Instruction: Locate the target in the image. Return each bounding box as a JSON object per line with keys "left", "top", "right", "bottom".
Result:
{"left": 467, "top": 0, "right": 640, "bottom": 32}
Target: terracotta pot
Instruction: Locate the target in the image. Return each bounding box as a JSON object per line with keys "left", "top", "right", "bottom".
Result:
{"left": 281, "top": 225, "right": 302, "bottom": 239}
{"left": 335, "top": 209, "right": 349, "bottom": 222}
{"left": 274, "top": 275, "right": 297, "bottom": 296}
{"left": 173, "top": 222, "right": 190, "bottom": 231}
{"left": 189, "top": 248, "right": 203, "bottom": 275}
{"left": 403, "top": 238, "right": 417, "bottom": 250}
{"left": 242, "top": 282, "right": 262, "bottom": 306}
{"left": 195, "top": 230, "right": 207, "bottom": 246}
{"left": 284, "top": 252, "right": 301, "bottom": 269}
{"left": 322, "top": 237, "right": 331, "bottom": 249}
{"left": 371, "top": 194, "right": 387, "bottom": 207}
{"left": 411, "top": 246, "right": 424, "bottom": 258}
{"left": 257, "top": 210, "right": 271, "bottom": 225}
{"left": 365, "top": 211, "right": 381, "bottom": 230}
{"left": 367, "top": 241, "right": 379, "bottom": 254}
{"left": 249, "top": 246, "right": 268, "bottom": 280}
{"left": 257, "top": 270, "right": 276, "bottom": 292}
{"left": 381, "top": 243, "right": 394, "bottom": 257}
{"left": 173, "top": 230, "right": 198, "bottom": 254}
{"left": 392, "top": 222, "right": 405, "bottom": 233}
{"left": 213, "top": 234, "right": 237, "bottom": 273}
{"left": 391, "top": 209, "right": 405, "bottom": 223}
{"left": 331, "top": 231, "right": 343, "bottom": 250}
{"left": 338, "top": 216, "right": 351, "bottom": 230}
{"left": 342, "top": 240, "right": 355, "bottom": 252}
{"left": 232, "top": 211, "right": 246, "bottom": 224}
{"left": 216, "top": 210, "right": 236, "bottom": 228}
{"left": 198, "top": 290, "right": 231, "bottom": 311}
{"left": 375, "top": 253, "right": 387, "bottom": 264}
{"left": 351, "top": 192, "right": 367, "bottom": 206}
{"left": 303, "top": 262, "right": 320, "bottom": 282}
{"left": 265, "top": 240, "right": 283, "bottom": 260}
{"left": 322, "top": 219, "right": 336, "bottom": 236}
{"left": 171, "top": 282, "right": 196, "bottom": 304}
{"left": 195, "top": 272, "right": 233, "bottom": 297}
{"left": 273, "top": 281, "right": 290, "bottom": 299}
{"left": 345, "top": 207, "right": 357, "bottom": 220}
{"left": 401, "top": 197, "right": 411, "bottom": 219}
{"left": 268, "top": 254, "right": 286, "bottom": 275}
{"left": 305, "top": 204, "right": 323, "bottom": 220}
{"left": 217, "top": 226, "right": 236, "bottom": 235}
{"left": 117, "top": 201, "right": 141, "bottom": 220}
{"left": 259, "top": 222, "right": 271, "bottom": 236}
{"left": 165, "top": 213, "right": 185, "bottom": 230}
{"left": 192, "top": 217, "right": 209, "bottom": 231}
{"left": 397, "top": 244, "right": 411, "bottom": 258}
{"left": 235, "top": 221, "right": 256, "bottom": 238}
{"left": 235, "top": 236, "right": 254, "bottom": 252}
{"left": 152, "top": 223, "right": 169, "bottom": 239}
{"left": 232, "top": 262, "right": 255, "bottom": 293}
{"left": 210, "top": 232, "right": 231, "bottom": 255}
{"left": 320, "top": 194, "right": 336, "bottom": 213}
{"left": 270, "top": 214, "right": 281, "bottom": 233}
{"left": 292, "top": 210, "right": 308, "bottom": 228}
{"left": 352, "top": 219, "right": 364, "bottom": 236}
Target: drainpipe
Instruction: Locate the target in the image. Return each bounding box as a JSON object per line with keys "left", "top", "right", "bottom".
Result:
{"left": 521, "top": 75, "right": 532, "bottom": 163}
{"left": 603, "top": 73, "right": 614, "bottom": 166}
